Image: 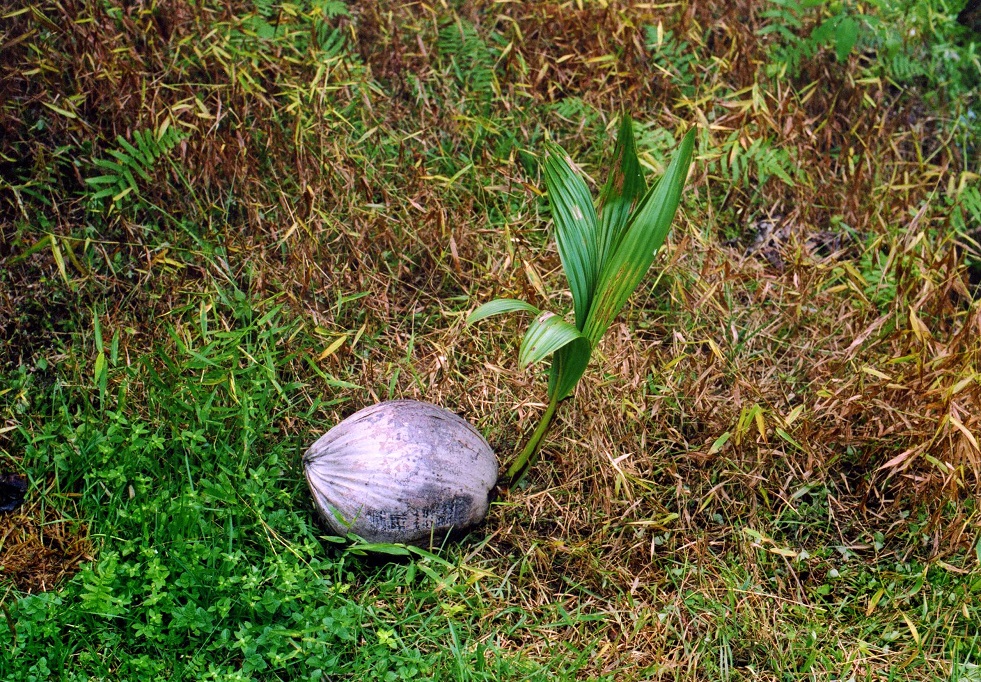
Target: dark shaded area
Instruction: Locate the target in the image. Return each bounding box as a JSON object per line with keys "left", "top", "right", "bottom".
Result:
{"left": 0, "top": 474, "right": 27, "bottom": 513}
{"left": 958, "top": 0, "right": 981, "bottom": 32}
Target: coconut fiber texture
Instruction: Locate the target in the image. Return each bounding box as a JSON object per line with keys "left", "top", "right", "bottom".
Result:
{"left": 303, "top": 400, "right": 499, "bottom": 546}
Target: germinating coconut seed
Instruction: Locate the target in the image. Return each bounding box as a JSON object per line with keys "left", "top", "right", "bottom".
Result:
{"left": 303, "top": 400, "right": 499, "bottom": 546}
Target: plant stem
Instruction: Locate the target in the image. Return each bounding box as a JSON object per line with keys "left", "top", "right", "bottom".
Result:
{"left": 505, "top": 398, "right": 560, "bottom": 485}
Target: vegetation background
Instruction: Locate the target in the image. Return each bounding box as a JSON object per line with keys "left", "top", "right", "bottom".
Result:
{"left": 1, "top": 0, "right": 980, "bottom": 679}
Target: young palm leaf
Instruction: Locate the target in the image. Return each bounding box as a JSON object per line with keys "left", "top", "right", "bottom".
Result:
{"left": 596, "top": 116, "right": 649, "bottom": 268}
{"left": 583, "top": 128, "right": 695, "bottom": 348}
{"left": 466, "top": 298, "right": 540, "bottom": 324}
{"left": 518, "top": 313, "right": 589, "bottom": 369}
{"left": 467, "top": 117, "right": 695, "bottom": 485}
{"left": 540, "top": 143, "right": 599, "bottom": 330}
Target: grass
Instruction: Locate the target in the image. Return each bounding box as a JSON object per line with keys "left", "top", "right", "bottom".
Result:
{"left": 0, "top": 300, "right": 572, "bottom": 680}
{"left": 1, "top": 0, "right": 981, "bottom": 679}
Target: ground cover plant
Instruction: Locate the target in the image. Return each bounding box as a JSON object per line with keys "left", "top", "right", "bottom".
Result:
{"left": 1, "top": 0, "right": 981, "bottom": 680}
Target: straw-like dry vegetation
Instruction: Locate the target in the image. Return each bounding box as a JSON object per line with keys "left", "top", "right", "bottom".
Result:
{"left": 2, "top": 1, "right": 980, "bottom": 679}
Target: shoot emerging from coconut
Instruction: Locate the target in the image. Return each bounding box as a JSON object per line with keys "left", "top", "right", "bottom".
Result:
{"left": 467, "top": 115, "right": 695, "bottom": 485}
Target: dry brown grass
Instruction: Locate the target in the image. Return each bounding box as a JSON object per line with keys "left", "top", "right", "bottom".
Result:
{"left": 2, "top": 0, "right": 979, "bottom": 677}
{"left": 0, "top": 492, "right": 91, "bottom": 594}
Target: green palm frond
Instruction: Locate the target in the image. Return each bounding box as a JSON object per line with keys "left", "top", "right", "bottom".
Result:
{"left": 596, "top": 112, "right": 648, "bottom": 268}
{"left": 547, "top": 127, "right": 694, "bottom": 403}
{"left": 582, "top": 128, "right": 695, "bottom": 348}
{"left": 541, "top": 143, "right": 599, "bottom": 330}
{"left": 466, "top": 299, "right": 540, "bottom": 326}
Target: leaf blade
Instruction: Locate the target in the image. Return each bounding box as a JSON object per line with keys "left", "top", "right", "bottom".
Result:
{"left": 117, "top": 135, "right": 151, "bottom": 167}
{"left": 542, "top": 143, "right": 599, "bottom": 330}
{"left": 465, "top": 298, "right": 540, "bottom": 326}
{"left": 546, "top": 340, "right": 592, "bottom": 401}
{"left": 518, "top": 312, "right": 589, "bottom": 368}
{"left": 583, "top": 127, "right": 695, "bottom": 346}
{"left": 597, "top": 115, "right": 647, "bottom": 271}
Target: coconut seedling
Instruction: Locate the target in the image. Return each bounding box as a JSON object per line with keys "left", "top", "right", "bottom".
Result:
{"left": 467, "top": 115, "right": 695, "bottom": 485}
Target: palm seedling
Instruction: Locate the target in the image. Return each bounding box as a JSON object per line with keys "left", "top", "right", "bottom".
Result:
{"left": 467, "top": 115, "right": 695, "bottom": 485}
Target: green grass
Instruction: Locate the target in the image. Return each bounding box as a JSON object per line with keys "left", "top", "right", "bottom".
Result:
{"left": 0, "top": 299, "right": 577, "bottom": 680}
{"left": 2, "top": 0, "right": 981, "bottom": 680}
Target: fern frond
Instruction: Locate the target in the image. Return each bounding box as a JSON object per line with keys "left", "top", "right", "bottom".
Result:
{"left": 86, "top": 126, "right": 185, "bottom": 204}
{"left": 952, "top": 185, "right": 981, "bottom": 236}
{"left": 718, "top": 133, "right": 800, "bottom": 188}
{"left": 438, "top": 20, "right": 498, "bottom": 111}
{"left": 644, "top": 27, "right": 698, "bottom": 95}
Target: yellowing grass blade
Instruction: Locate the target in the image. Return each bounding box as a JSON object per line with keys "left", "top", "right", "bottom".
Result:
{"left": 519, "top": 312, "right": 589, "bottom": 368}
{"left": 597, "top": 115, "right": 647, "bottom": 271}
{"left": 584, "top": 128, "right": 695, "bottom": 346}
{"left": 542, "top": 143, "right": 599, "bottom": 330}
{"left": 465, "top": 298, "right": 540, "bottom": 326}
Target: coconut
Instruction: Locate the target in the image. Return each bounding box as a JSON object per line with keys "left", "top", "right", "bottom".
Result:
{"left": 303, "top": 400, "right": 498, "bottom": 546}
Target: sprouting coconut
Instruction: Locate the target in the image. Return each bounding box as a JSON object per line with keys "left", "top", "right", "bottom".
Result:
{"left": 303, "top": 400, "right": 498, "bottom": 546}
